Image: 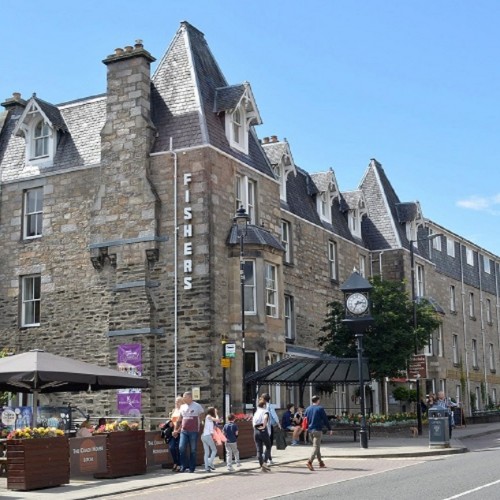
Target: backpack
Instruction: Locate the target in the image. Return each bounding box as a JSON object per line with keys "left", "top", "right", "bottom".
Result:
{"left": 160, "top": 420, "right": 174, "bottom": 443}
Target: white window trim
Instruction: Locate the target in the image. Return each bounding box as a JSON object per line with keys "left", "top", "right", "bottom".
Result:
{"left": 359, "top": 254, "right": 366, "bottom": 278}
{"left": 227, "top": 104, "right": 248, "bottom": 153}
{"left": 486, "top": 298, "right": 492, "bottom": 323}
{"left": 243, "top": 260, "right": 256, "bottom": 315}
{"left": 416, "top": 264, "right": 424, "bottom": 297}
{"left": 469, "top": 292, "right": 475, "bottom": 318}
{"left": 265, "top": 263, "right": 278, "bottom": 318}
{"left": 472, "top": 339, "right": 478, "bottom": 368}
{"left": 447, "top": 238, "right": 455, "bottom": 257}
{"left": 452, "top": 334, "right": 459, "bottom": 364}
{"left": 328, "top": 241, "right": 337, "bottom": 280}
{"left": 466, "top": 247, "right": 474, "bottom": 266}
{"left": 21, "top": 275, "right": 41, "bottom": 327}
{"left": 235, "top": 175, "right": 256, "bottom": 224}
{"left": 483, "top": 256, "right": 491, "bottom": 274}
{"left": 281, "top": 220, "right": 291, "bottom": 264}
{"left": 450, "top": 285, "right": 456, "bottom": 312}
{"left": 23, "top": 187, "right": 43, "bottom": 239}
{"left": 489, "top": 343, "right": 495, "bottom": 371}
{"left": 284, "top": 294, "right": 295, "bottom": 341}
{"left": 349, "top": 209, "right": 362, "bottom": 238}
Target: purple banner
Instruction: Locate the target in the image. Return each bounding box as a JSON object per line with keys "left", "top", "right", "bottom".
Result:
{"left": 117, "top": 344, "right": 142, "bottom": 416}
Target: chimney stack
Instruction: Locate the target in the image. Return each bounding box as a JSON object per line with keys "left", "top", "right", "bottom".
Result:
{"left": 1, "top": 92, "right": 26, "bottom": 109}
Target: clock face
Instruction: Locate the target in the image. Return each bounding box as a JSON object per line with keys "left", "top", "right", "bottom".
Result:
{"left": 346, "top": 292, "right": 369, "bottom": 315}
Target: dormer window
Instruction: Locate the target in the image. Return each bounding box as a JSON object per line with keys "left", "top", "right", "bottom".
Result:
{"left": 215, "top": 83, "right": 262, "bottom": 156}
{"left": 317, "top": 192, "right": 332, "bottom": 222}
{"left": 33, "top": 120, "right": 50, "bottom": 158}
{"left": 13, "top": 96, "right": 67, "bottom": 167}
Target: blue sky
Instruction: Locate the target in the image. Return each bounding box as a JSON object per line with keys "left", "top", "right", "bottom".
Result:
{"left": 2, "top": 1, "right": 499, "bottom": 255}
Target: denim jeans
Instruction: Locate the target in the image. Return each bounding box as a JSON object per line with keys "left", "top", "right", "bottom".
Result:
{"left": 179, "top": 430, "right": 200, "bottom": 471}
{"left": 201, "top": 434, "right": 217, "bottom": 470}
{"left": 253, "top": 428, "right": 271, "bottom": 466}
{"left": 168, "top": 434, "right": 180, "bottom": 467}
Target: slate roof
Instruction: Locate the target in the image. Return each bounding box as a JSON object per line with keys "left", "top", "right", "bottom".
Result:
{"left": 32, "top": 96, "right": 69, "bottom": 132}
{"left": 395, "top": 202, "right": 420, "bottom": 223}
{"left": 360, "top": 159, "right": 405, "bottom": 250}
{"left": 0, "top": 96, "right": 105, "bottom": 182}
{"left": 310, "top": 171, "right": 335, "bottom": 194}
{"left": 261, "top": 140, "right": 290, "bottom": 166}
{"left": 227, "top": 224, "right": 285, "bottom": 252}
{"left": 214, "top": 84, "right": 245, "bottom": 113}
{"left": 151, "top": 22, "right": 273, "bottom": 178}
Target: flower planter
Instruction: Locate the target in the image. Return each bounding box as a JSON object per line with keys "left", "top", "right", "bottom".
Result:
{"left": 236, "top": 420, "right": 257, "bottom": 459}
{"left": 7, "top": 437, "right": 70, "bottom": 491}
{"left": 94, "top": 430, "right": 146, "bottom": 478}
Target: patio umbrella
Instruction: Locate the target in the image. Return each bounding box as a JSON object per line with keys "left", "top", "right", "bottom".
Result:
{"left": 0, "top": 350, "right": 148, "bottom": 426}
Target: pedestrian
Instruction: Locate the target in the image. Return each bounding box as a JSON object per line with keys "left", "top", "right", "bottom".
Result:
{"left": 201, "top": 407, "right": 220, "bottom": 472}
{"left": 175, "top": 391, "right": 205, "bottom": 473}
{"left": 435, "top": 390, "right": 456, "bottom": 438}
{"left": 166, "top": 395, "right": 184, "bottom": 471}
{"left": 304, "top": 395, "right": 332, "bottom": 471}
{"left": 76, "top": 420, "right": 93, "bottom": 438}
{"left": 261, "top": 393, "right": 281, "bottom": 465}
{"left": 292, "top": 405, "right": 306, "bottom": 444}
{"left": 223, "top": 413, "right": 241, "bottom": 471}
{"left": 252, "top": 397, "right": 271, "bottom": 472}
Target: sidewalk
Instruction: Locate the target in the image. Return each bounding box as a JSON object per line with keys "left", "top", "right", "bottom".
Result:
{"left": 1, "top": 422, "right": 499, "bottom": 499}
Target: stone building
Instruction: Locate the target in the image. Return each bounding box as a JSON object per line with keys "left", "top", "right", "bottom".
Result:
{"left": 0, "top": 21, "right": 498, "bottom": 421}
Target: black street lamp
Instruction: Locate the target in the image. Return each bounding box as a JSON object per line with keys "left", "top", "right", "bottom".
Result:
{"left": 341, "top": 271, "right": 373, "bottom": 449}
{"left": 410, "top": 232, "right": 442, "bottom": 436}
{"left": 233, "top": 206, "right": 250, "bottom": 412}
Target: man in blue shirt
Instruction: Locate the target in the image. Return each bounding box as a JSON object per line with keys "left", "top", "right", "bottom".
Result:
{"left": 304, "top": 395, "right": 332, "bottom": 471}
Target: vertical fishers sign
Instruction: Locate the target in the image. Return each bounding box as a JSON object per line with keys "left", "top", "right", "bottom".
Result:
{"left": 117, "top": 344, "right": 142, "bottom": 416}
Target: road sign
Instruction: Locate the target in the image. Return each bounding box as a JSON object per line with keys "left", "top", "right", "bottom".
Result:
{"left": 221, "top": 358, "right": 231, "bottom": 368}
{"left": 408, "top": 354, "right": 427, "bottom": 379}
{"left": 225, "top": 343, "right": 236, "bottom": 358}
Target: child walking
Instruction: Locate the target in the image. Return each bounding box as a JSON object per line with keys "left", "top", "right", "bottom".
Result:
{"left": 223, "top": 413, "right": 241, "bottom": 471}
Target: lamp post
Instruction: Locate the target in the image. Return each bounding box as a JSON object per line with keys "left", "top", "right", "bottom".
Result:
{"left": 233, "top": 206, "right": 250, "bottom": 412}
{"left": 410, "top": 233, "right": 442, "bottom": 436}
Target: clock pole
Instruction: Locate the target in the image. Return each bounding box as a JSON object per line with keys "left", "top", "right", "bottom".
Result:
{"left": 340, "top": 270, "right": 373, "bottom": 450}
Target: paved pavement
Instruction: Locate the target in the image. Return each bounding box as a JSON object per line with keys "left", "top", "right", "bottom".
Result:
{"left": 2, "top": 422, "right": 500, "bottom": 499}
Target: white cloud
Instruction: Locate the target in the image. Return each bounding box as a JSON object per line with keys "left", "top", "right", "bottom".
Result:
{"left": 456, "top": 194, "right": 500, "bottom": 215}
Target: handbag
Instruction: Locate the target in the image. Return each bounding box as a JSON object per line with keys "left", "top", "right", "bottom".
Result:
{"left": 275, "top": 428, "right": 287, "bottom": 450}
{"left": 301, "top": 416, "right": 308, "bottom": 431}
{"left": 212, "top": 425, "right": 227, "bottom": 446}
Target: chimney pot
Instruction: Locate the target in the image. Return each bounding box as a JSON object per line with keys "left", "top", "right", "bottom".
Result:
{"left": 134, "top": 40, "right": 144, "bottom": 49}
{"left": 124, "top": 45, "right": 133, "bottom": 53}
{"left": 263, "top": 137, "right": 269, "bottom": 144}
{"left": 115, "top": 48, "right": 124, "bottom": 56}
{"left": 12, "top": 92, "right": 21, "bottom": 101}
{"left": 271, "top": 135, "right": 278, "bottom": 142}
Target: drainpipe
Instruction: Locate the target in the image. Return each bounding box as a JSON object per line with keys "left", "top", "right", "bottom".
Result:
{"left": 169, "top": 137, "right": 179, "bottom": 398}
{"left": 459, "top": 243, "right": 471, "bottom": 415}
{"left": 478, "top": 257, "right": 488, "bottom": 399}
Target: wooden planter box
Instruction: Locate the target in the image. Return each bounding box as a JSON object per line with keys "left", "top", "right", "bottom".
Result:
{"left": 236, "top": 420, "right": 257, "bottom": 459}
{"left": 7, "top": 437, "right": 70, "bottom": 491}
{"left": 94, "top": 430, "right": 146, "bottom": 479}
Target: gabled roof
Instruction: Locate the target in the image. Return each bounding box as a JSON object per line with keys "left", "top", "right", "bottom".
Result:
{"left": 262, "top": 138, "right": 295, "bottom": 169}
{"left": 310, "top": 169, "right": 339, "bottom": 197}
{"left": 340, "top": 190, "right": 365, "bottom": 212}
{"left": 214, "top": 83, "right": 262, "bottom": 126}
{"left": 13, "top": 95, "right": 68, "bottom": 137}
{"left": 395, "top": 201, "right": 422, "bottom": 223}
{"left": 151, "top": 22, "right": 272, "bottom": 177}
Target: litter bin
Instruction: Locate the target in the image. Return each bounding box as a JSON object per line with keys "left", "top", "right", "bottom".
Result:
{"left": 428, "top": 407, "right": 450, "bottom": 448}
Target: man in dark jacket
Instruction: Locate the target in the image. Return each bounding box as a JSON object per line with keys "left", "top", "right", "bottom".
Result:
{"left": 304, "top": 395, "right": 332, "bottom": 471}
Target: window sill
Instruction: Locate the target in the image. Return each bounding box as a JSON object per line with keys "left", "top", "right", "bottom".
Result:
{"left": 469, "top": 316, "right": 477, "bottom": 321}
{"left": 450, "top": 310, "right": 457, "bottom": 315}
{"left": 473, "top": 365, "right": 480, "bottom": 371}
{"left": 285, "top": 337, "right": 295, "bottom": 344}
{"left": 283, "top": 262, "right": 294, "bottom": 268}
{"left": 453, "top": 362, "right": 460, "bottom": 368}
{"left": 490, "top": 369, "right": 496, "bottom": 374}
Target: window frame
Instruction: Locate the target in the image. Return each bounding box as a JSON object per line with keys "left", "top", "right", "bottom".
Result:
{"left": 243, "top": 260, "right": 256, "bottom": 315}
{"left": 284, "top": 294, "right": 295, "bottom": 341}
{"left": 265, "top": 262, "right": 278, "bottom": 318}
{"left": 450, "top": 285, "right": 456, "bottom": 312}
{"left": 489, "top": 343, "right": 495, "bottom": 372}
{"left": 328, "top": 240, "right": 338, "bottom": 281}
{"left": 416, "top": 264, "right": 424, "bottom": 297}
{"left": 446, "top": 238, "right": 455, "bottom": 257}
{"left": 452, "top": 334, "right": 459, "bottom": 365}
{"left": 486, "top": 298, "right": 492, "bottom": 324}
{"left": 21, "top": 274, "right": 41, "bottom": 327}
{"left": 466, "top": 247, "right": 474, "bottom": 266}
{"left": 281, "top": 220, "right": 291, "bottom": 264}
{"left": 472, "top": 339, "right": 478, "bottom": 368}
{"left": 483, "top": 256, "right": 491, "bottom": 274}
{"left": 235, "top": 175, "right": 256, "bottom": 224}
{"left": 33, "top": 119, "right": 50, "bottom": 159}
{"left": 359, "top": 254, "right": 366, "bottom": 278}
{"left": 23, "top": 187, "right": 44, "bottom": 239}
{"left": 469, "top": 292, "right": 475, "bottom": 318}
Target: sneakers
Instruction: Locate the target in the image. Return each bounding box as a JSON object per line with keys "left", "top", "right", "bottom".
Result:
{"left": 261, "top": 465, "right": 271, "bottom": 472}
{"left": 209, "top": 465, "right": 216, "bottom": 471}
{"left": 291, "top": 440, "right": 299, "bottom": 446}
{"left": 306, "top": 460, "right": 314, "bottom": 471}
{"left": 227, "top": 465, "right": 235, "bottom": 472}
{"left": 236, "top": 462, "right": 241, "bottom": 467}
{"left": 267, "top": 459, "right": 275, "bottom": 466}
{"left": 319, "top": 461, "right": 326, "bottom": 468}
{"left": 205, "top": 468, "right": 212, "bottom": 473}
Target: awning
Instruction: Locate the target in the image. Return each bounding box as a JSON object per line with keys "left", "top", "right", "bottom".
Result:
{"left": 245, "top": 355, "right": 369, "bottom": 386}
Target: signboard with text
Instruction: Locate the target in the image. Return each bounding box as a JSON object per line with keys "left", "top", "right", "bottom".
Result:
{"left": 69, "top": 435, "right": 107, "bottom": 476}
{"left": 408, "top": 354, "right": 427, "bottom": 379}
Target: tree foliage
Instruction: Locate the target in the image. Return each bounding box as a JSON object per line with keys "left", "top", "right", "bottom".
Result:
{"left": 319, "top": 275, "right": 442, "bottom": 381}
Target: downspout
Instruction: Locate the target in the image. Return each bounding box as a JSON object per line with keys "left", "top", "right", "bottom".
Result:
{"left": 169, "top": 137, "right": 179, "bottom": 398}
{"left": 459, "top": 243, "right": 471, "bottom": 414}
